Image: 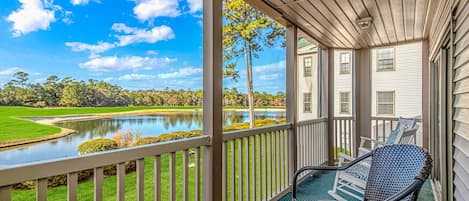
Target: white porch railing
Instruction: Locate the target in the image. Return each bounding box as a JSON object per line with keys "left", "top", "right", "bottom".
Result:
{"left": 296, "top": 118, "right": 329, "bottom": 176}
{"left": 333, "top": 116, "right": 355, "bottom": 159}
{"left": 0, "top": 118, "right": 330, "bottom": 201}
{"left": 0, "top": 136, "right": 211, "bottom": 201}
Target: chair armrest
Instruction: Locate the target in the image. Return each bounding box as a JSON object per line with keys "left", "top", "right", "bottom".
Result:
{"left": 292, "top": 152, "right": 373, "bottom": 200}
{"left": 360, "top": 136, "right": 386, "bottom": 146}
{"left": 338, "top": 152, "right": 354, "bottom": 161}
{"left": 385, "top": 179, "right": 425, "bottom": 201}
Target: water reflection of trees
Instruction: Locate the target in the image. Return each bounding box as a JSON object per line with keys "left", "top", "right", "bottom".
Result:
{"left": 57, "top": 111, "right": 285, "bottom": 137}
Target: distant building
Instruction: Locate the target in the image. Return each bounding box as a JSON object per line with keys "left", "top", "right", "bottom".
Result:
{"left": 297, "top": 39, "right": 318, "bottom": 121}
{"left": 298, "top": 41, "right": 423, "bottom": 122}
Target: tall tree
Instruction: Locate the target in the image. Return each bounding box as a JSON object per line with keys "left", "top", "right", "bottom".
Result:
{"left": 223, "top": 0, "right": 284, "bottom": 128}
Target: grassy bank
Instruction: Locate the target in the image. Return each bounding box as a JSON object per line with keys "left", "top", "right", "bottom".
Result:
{"left": 0, "top": 106, "right": 284, "bottom": 143}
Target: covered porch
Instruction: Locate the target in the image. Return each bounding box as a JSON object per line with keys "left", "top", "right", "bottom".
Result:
{"left": 0, "top": 0, "right": 465, "bottom": 201}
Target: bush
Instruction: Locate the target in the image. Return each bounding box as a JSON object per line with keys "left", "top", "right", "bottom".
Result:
{"left": 77, "top": 138, "right": 118, "bottom": 155}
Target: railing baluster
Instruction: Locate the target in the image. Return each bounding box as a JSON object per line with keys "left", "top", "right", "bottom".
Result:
{"left": 195, "top": 147, "right": 200, "bottom": 201}
{"left": 273, "top": 131, "right": 277, "bottom": 194}
{"left": 256, "top": 135, "right": 261, "bottom": 201}
{"left": 169, "top": 152, "right": 176, "bottom": 201}
{"left": 245, "top": 137, "right": 250, "bottom": 201}
{"left": 67, "top": 172, "right": 77, "bottom": 201}
{"left": 154, "top": 155, "right": 161, "bottom": 201}
{"left": 222, "top": 143, "right": 227, "bottom": 201}
{"left": 230, "top": 140, "right": 235, "bottom": 201}
{"left": 36, "top": 178, "right": 47, "bottom": 201}
{"left": 183, "top": 150, "right": 189, "bottom": 201}
{"left": 251, "top": 136, "right": 256, "bottom": 200}
{"left": 283, "top": 129, "right": 288, "bottom": 188}
{"left": 334, "top": 119, "right": 338, "bottom": 159}
{"left": 262, "top": 133, "right": 267, "bottom": 201}
{"left": 238, "top": 138, "right": 243, "bottom": 201}
{"left": 94, "top": 167, "right": 104, "bottom": 201}
{"left": 0, "top": 186, "right": 11, "bottom": 201}
{"left": 117, "top": 163, "right": 125, "bottom": 201}
{"left": 137, "top": 158, "right": 144, "bottom": 201}
{"left": 382, "top": 120, "right": 386, "bottom": 141}
{"left": 279, "top": 130, "right": 284, "bottom": 190}
{"left": 269, "top": 132, "right": 274, "bottom": 198}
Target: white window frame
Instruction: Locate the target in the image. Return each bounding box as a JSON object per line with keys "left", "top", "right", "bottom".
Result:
{"left": 376, "top": 91, "right": 395, "bottom": 116}
{"left": 303, "top": 92, "right": 312, "bottom": 113}
{"left": 339, "top": 92, "right": 351, "bottom": 114}
{"left": 339, "top": 53, "right": 351, "bottom": 74}
{"left": 376, "top": 47, "right": 395, "bottom": 72}
{"left": 303, "top": 57, "right": 312, "bottom": 77}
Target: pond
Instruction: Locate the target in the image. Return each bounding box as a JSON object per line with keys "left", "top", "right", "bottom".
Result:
{"left": 0, "top": 111, "right": 285, "bottom": 167}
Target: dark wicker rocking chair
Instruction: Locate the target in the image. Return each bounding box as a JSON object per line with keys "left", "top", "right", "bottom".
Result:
{"left": 292, "top": 144, "right": 432, "bottom": 201}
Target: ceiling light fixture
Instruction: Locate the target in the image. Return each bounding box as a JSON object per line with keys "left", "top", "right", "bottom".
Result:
{"left": 356, "top": 17, "right": 372, "bottom": 30}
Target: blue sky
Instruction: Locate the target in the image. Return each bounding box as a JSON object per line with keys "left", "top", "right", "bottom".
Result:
{"left": 0, "top": 0, "right": 286, "bottom": 93}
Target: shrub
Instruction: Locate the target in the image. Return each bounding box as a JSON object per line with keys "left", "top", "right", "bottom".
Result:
{"left": 133, "top": 136, "right": 161, "bottom": 146}
{"left": 77, "top": 138, "right": 118, "bottom": 155}
{"left": 112, "top": 130, "right": 137, "bottom": 148}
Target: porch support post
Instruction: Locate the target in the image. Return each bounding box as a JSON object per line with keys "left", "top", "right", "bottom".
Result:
{"left": 422, "top": 40, "right": 430, "bottom": 150}
{"left": 202, "top": 0, "right": 223, "bottom": 200}
{"left": 327, "top": 48, "right": 335, "bottom": 165}
{"left": 354, "top": 48, "right": 372, "bottom": 156}
{"left": 286, "top": 24, "right": 298, "bottom": 183}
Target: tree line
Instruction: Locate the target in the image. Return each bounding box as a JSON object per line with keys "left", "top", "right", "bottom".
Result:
{"left": 0, "top": 72, "right": 285, "bottom": 107}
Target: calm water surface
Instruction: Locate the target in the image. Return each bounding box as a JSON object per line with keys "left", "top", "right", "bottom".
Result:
{"left": 0, "top": 111, "right": 284, "bottom": 167}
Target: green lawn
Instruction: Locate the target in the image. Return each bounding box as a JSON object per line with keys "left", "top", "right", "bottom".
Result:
{"left": 12, "top": 135, "right": 288, "bottom": 201}
{"left": 0, "top": 106, "right": 283, "bottom": 143}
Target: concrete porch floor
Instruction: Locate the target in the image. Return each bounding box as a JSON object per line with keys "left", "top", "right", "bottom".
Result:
{"left": 279, "top": 171, "right": 435, "bottom": 201}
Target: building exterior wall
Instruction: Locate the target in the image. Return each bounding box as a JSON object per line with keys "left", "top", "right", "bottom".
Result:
{"left": 333, "top": 50, "right": 353, "bottom": 117}
{"left": 371, "top": 42, "right": 423, "bottom": 118}
{"left": 297, "top": 45, "right": 318, "bottom": 121}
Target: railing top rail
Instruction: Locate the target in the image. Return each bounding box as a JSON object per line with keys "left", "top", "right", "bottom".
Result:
{"left": 297, "top": 117, "right": 328, "bottom": 126}
{"left": 332, "top": 116, "right": 354, "bottom": 120}
{"left": 0, "top": 136, "right": 210, "bottom": 186}
{"left": 223, "top": 123, "right": 292, "bottom": 141}
{"left": 371, "top": 116, "right": 423, "bottom": 122}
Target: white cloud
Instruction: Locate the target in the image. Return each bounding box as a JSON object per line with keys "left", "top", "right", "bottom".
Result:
{"left": 118, "top": 73, "right": 155, "bottom": 81}
{"left": 70, "top": 0, "right": 89, "bottom": 5}
{"left": 6, "top": 0, "right": 57, "bottom": 37}
{"left": 147, "top": 50, "right": 158, "bottom": 55}
{"left": 65, "top": 42, "right": 116, "bottom": 57}
{"left": 253, "top": 60, "right": 286, "bottom": 74}
{"left": 157, "top": 67, "right": 202, "bottom": 79}
{"left": 79, "top": 55, "right": 176, "bottom": 72}
{"left": 187, "top": 0, "right": 202, "bottom": 13}
{"left": 133, "top": 0, "right": 180, "bottom": 21}
{"left": 0, "top": 67, "right": 24, "bottom": 75}
{"left": 112, "top": 23, "right": 175, "bottom": 46}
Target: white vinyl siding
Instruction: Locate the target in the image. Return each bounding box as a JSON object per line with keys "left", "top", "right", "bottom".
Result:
{"left": 303, "top": 92, "right": 312, "bottom": 113}
{"left": 377, "top": 91, "right": 395, "bottom": 115}
{"left": 339, "top": 53, "right": 351, "bottom": 74}
{"left": 371, "top": 42, "right": 422, "bottom": 119}
{"left": 377, "top": 48, "right": 395, "bottom": 71}
{"left": 339, "top": 92, "right": 350, "bottom": 114}
{"left": 453, "top": 2, "right": 469, "bottom": 201}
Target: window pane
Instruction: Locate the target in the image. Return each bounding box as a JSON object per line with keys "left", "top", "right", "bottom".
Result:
{"left": 377, "top": 91, "right": 394, "bottom": 115}
{"left": 304, "top": 66, "right": 312, "bottom": 77}
{"left": 340, "top": 63, "right": 350, "bottom": 74}
{"left": 304, "top": 57, "right": 312, "bottom": 67}
{"left": 303, "top": 92, "right": 312, "bottom": 113}
{"left": 377, "top": 48, "right": 394, "bottom": 71}
{"left": 339, "top": 92, "right": 350, "bottom": 114}
{"left": 340, "top": 53, "right": 350, "bottom": 63}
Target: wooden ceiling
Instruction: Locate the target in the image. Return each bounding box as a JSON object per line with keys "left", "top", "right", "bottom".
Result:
{"left": 260, "top": 0, "right": 437, "bottom": 49}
